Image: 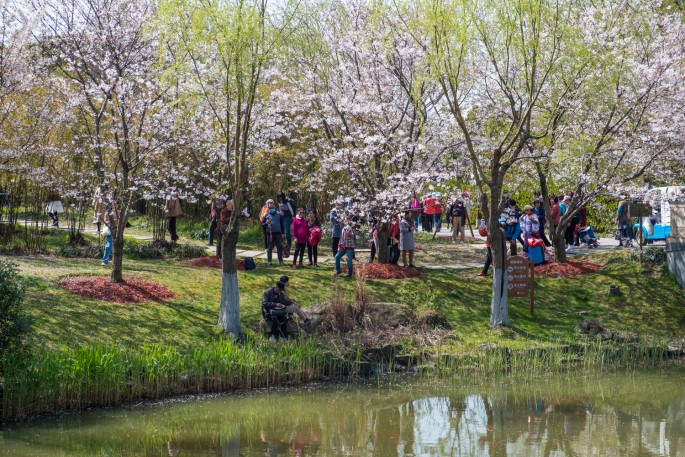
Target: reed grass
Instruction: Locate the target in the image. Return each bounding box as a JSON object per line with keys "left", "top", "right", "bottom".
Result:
{"left": 2, "top": 333, "right": 678, "bottom": 421}
{"left": 0, "top": 337, "right": 347, "bottom": 421}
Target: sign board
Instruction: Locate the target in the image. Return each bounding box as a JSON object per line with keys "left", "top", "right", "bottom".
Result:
{"left": 506, "top": 255, "right": 535, "bottom": 316}
{"left": 628, "top": 203, "right": 652, "bottom": 218}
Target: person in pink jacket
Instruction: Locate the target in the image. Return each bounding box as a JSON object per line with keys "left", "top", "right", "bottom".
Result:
{"left": 291, "top": 208, "right": 310, "bottom": 268}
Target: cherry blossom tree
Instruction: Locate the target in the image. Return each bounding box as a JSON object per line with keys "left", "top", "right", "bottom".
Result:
{"left": 528, "top": 2, "right": 685, "bottom": 261}
{"left": 157, "top": 0, "right": 301, "bottom": 337}
{"left": 30, "top": 0, "right": 175, "bottom": 282}
{"left": 270, "top": 1, "right": 455, "bottom": 223}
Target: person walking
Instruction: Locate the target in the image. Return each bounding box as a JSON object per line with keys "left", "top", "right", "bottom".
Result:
{"left": 165, "top": 191, "right": 182, "bottom": 241}
{"left": 278, "top": 192, "right": 295, "bottom": 248}
{"left": 307, "top": 210, "right": 322, "bottom": 266}
{"left": 616, "top": 193, "right": 633, "bottom": 248}
{"left": 208, "top": 196, "right": 223, "bottom": 246}
{"left": 264, "top": 202, "right": 285, "bottom": 266}
{"left": 45, "top": 191, "right": 64, "bottom": 228}
{"left": 334, "top": 220, "right": 356, "bottom": 278}
{"left": 399, "top": 210, "right": 416, "bottom": 267}
{"left": 329, "top": 201, "right": 343, "bottom": 256}
{"left": 291, "top": 208, "right": 309, "bottom": 268}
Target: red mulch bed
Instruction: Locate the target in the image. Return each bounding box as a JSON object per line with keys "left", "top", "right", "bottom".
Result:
{"left": 534, "top": 259, "right": 602, "bottom": 278}
{"left": 355, "top": 263, "right": 422, "bottom": 279}
{"left": 180, "top": 256, "right": 245, "bottom": 270}
{"left": 59, "top": 276, "right": 175, "bottom": 304}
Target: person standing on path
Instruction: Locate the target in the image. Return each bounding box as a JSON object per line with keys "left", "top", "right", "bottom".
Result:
{"left": 208, "top": 196, "right": 223, "bottom": 246}
{"left": 329, "top": 201, "right": 343, "bottom": 256}
{"left": 92, "top": 187, "right": 106, "bottom": 234}
{"left": 334, "top": 220, "right": 356, "bottom": 278}
{"left": 165, "top": 192, "right": 182, "bottom": 241}
{"left": 101, "top": 201, "right": 119, "bottom": 267}
{"left": 291, "top": 208, "right": 309, "bottom": 268}
{"left": 450, "top": 198, "right": 466, "bottom": 243}
{"left": 264, "top": 203, "right": 285, "bottom": 266}
{"left": 550, "top": 196, "right": 561, "bottom": 240}
{"left": 399, "top": 211, "right": 416, "bottom": 268}
{"left": 477, "top": 223, "right": 492, "bottom": 277}
{"left": 259, "top": 199, "right": 274, "bottom": 250}
{"left": 307, "top": 210, "right": 322, "bottom": 266}
{"left": 278, "top": 192, "right": 295, "bottom": 248}
{"left": 533, "top": 198, "right": 551, "bottom": 247}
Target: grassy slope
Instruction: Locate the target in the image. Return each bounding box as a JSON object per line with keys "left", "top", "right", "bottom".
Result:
{"left": 3, "top": 228, "right": 684, "bottom": 353}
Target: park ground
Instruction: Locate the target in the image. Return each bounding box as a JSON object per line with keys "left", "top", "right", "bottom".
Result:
{"left": 2, "top": 220, "right": 684, "bottom": 355}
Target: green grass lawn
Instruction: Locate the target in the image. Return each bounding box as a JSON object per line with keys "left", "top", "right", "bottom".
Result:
{"left": 3, "top": 238, "right": 684, "bottom": 354}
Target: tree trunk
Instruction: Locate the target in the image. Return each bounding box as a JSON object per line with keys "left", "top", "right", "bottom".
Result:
{"left": 553, "top": 228, "right": 567, "bottom": 262}
{"left": 486, "top": 183, "right": 509, "bottom": 327}
{"left": 218, "top": 221, "right": 241, "bottom": 337}
{"left": 377, "top": 223, "right": 389, "bottom": 264}
{"left": 111, "top": 220, "right": 125, "bottom": 283}
{"left": 489, "top": 226, "right": 509, "bottom": 327}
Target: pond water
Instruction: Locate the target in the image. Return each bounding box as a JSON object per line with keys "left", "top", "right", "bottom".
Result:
{"left": 2, "top": 367, "right": 685, "bottom": 456}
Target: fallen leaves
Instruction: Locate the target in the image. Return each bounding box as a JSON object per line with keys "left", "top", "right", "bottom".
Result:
{"left": 59, "top": 276, "right": 175, "bottom": 304}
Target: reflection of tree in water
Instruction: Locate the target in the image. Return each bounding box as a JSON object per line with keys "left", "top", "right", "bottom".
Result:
{"left": 7, "top": 374, "right": 685, "bottom": 456}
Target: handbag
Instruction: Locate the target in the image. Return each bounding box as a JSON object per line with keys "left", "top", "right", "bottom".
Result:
{"left": 282, "top": 241, "right": 290, "bottom": 258}
{"left": 102, "top": 225, "right": 111, "bottom": 236}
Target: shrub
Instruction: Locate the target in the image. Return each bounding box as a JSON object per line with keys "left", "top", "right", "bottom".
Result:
{"left": 170, "top": 243, "right": 207, "bottom": 260}
{"left": 0, "top": 261, "right": 32, "bottom": 356}
{"left": 191, "top": 228, "right": 210, "bottom": 241}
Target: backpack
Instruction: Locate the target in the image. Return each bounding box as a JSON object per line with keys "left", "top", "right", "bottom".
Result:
{"left": 259, "top": 205, "right": 269, "bottom": 223}
{"left": 244, "top": 257, "right": 256, "bottom": 270}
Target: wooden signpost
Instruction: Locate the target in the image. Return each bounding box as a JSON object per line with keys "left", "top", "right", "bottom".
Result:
{"left": 506, "top": 255, "right": 535, "bottom": 316}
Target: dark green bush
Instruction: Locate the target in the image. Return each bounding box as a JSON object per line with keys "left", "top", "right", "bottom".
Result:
{"left": 0, "top": 260, "right": 33, "bottom": 356}
{"left": 170, "top": 243, "right": 207, "bottom": 260}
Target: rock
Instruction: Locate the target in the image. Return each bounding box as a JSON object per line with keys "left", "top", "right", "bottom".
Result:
{"left": 578, "top": 319, "right": 605, "bottom": 335}
{"left": 362, "top": 344, "right": 402, "bottom": 362}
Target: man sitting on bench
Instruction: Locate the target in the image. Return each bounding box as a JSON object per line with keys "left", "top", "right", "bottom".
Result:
{"left": 262, "top": 281, "right": 290, "bottom": 341}
{"left": 279, "top": 275, "right": 312, "bottom": 327}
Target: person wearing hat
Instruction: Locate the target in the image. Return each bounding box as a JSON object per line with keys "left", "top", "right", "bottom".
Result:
{"left": 262, "top": 281, "right": 289, "bottom": 341}
{"left": 277, "top": 276, "right": 312, "bottom": 326}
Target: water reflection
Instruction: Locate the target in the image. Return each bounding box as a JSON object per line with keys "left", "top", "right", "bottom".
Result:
{"left": 2, "top": 369, "right": 685, "bottom": 456}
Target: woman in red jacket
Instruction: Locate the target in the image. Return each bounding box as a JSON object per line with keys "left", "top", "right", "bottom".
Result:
{"left": 291, "top": 208, "right": 310, "bottom": 268}
{"left": 307, "top": 210, "right": 322, "bottom": 266}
